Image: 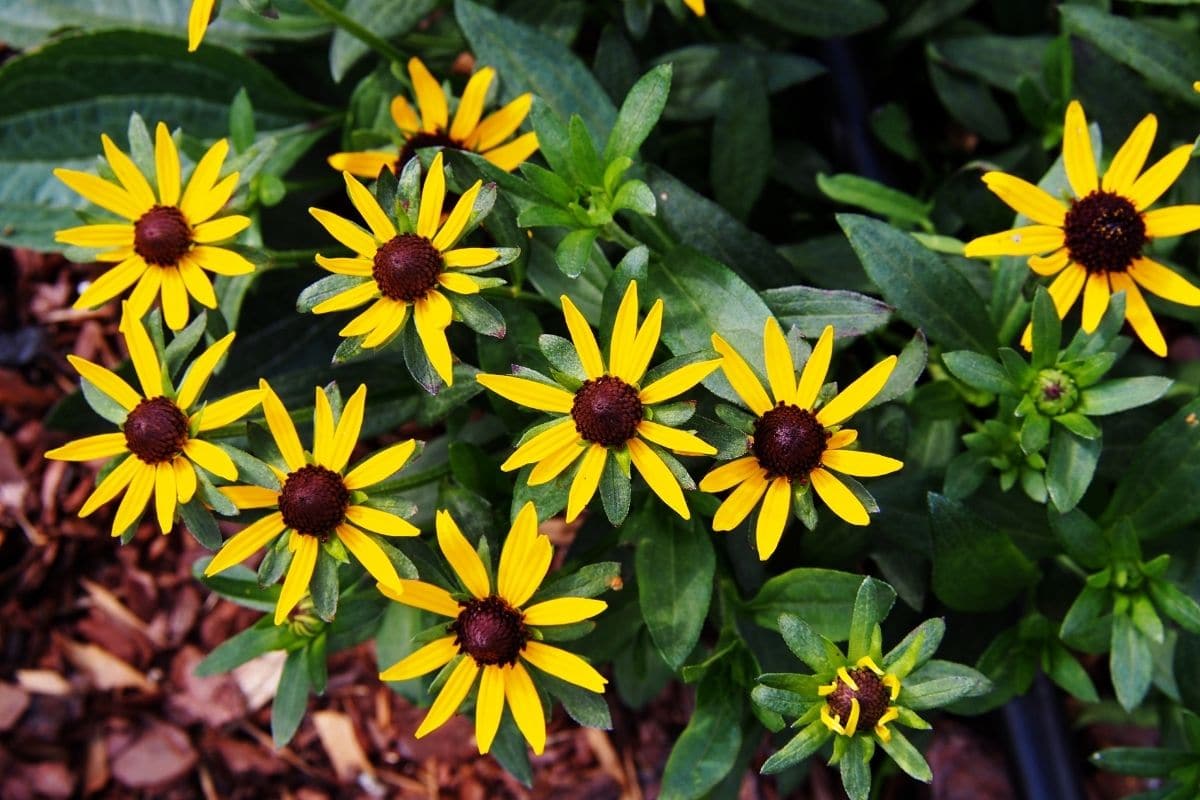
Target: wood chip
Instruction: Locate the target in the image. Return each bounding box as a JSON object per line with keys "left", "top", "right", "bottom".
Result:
{"left": 61, "top": 639, "right": 156, "bottom": 693}
{"left": 313, "top": 710, "right": 375, "bottom": 784}
{"left": 16, "top": 669, "right": 72, "bottom": 696}
{"left": 232, "top": 649, "right": 287, "bottom": 712}
{"left": 0, "top": 681, "right": 30, "bottom": 731}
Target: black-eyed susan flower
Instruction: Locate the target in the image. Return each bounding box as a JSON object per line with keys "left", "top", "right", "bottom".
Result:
{"left": 698, "top": 322, "right": 901, "bottom": 559}
{"left": 964, "top": 100, "right": 1200, "bottom": 356}
{"left": 205, "top": 382, "right": 420, "bottom": 624}
{"left": 55, "top": 123, "right": 254, "bottom": 331}
{"left": 188, "top": 0, "right": 214, "bottom": 51}
{"left": 307, "top": 154, "right": 512, "bottom": 387}
{"left": 46, "top": 305, "right": 261, "bottom": 536}
{"left": 378, "top": 502, "right": 608, "bottom": 755}
{"left": 327, "top": 57, "right": 539, "bottom": 178}
{"left": 476, "top": 281, "right": 721, "bottom": 522}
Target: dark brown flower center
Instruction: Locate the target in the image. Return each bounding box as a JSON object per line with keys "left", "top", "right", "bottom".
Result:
{"left": 278, "top": 465, "right": 349, "bottom": 536}
{"left": 451, "top": 596, "right": 528, "bottom": 666}
{"left": 123, "top": 396, "right": 189, "bottom": 464}
{"left": 827, "top": 667, "right": 891, "bottom": 732}
{"left": 133, "top": 205, "right": 192, "bottom": 266}
{"left": 571, "top": 375, "right": 643, "bottom": 447}
{"left": 372, "top": 233, "right": 444, "bottom": 302}
{"left": 752, "top": 403, "right": 829, "bottom": 481}
{"left": 397, "top": 131, "right": 462, "bottom": 172}
{"left": 1063, "top": 190, "right": 1146, "bottom": 274}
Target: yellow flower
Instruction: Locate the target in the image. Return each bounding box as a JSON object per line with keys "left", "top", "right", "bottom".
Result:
{"left": 54, "top": 122, "right": 254, "bottom": 331}
{"left": 378, "top": 502, "right": 608, "bottom": 755}
{"left": 817, "top": 657, "right": 902, "bottom": 743}
{"left": 684, "top": 0, "right": 706, "bottom": 15}
{"left": 327, "top": 57, "right": 539, "bottom": 178}
{"left": 477, "top": 281, "right": 721, "bottom": 522}
{"left": 308, "top": 154, "right": 508, "bottom": 387}
{"left": 188, "top": 0, "right": 215, "bottom": 51}
{"left": 46, "top": 305, "right": 261, "bottom": 537}
{"left": 204, "top": 381, "right": 421, "bottom": 625}
{"left": 964, "top": 100, "right": 1200, "bottom": 356}
{"left": 698, "top": 322, "right": 902, "bottom": 559}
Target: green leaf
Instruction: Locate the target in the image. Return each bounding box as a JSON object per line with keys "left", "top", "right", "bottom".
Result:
{"left": 1111, "top": 612, "right": 1153, "bottom": 711}
{"left": 163, "top": 312, "right": 210, "bottom": 378}
{"left": 748, "top": 568, "right": 893, "bottom": 641}
{"left": 648, "top": 246, "right": 775, "bottom": 405}
{"left": 604, "top": 64, "right": 672, "bottom": 162}
{"left": 1062, "top": 5, "right": 1200, "bottom": 107}
{"left": 839, "top": 736, "right": 873, "bottom": 800}
{"left": 817, "top": 173, "right": 930, "bottom": 228}
{"left": 195, "top": 620, "right": 294, "bottom": 676}
{"left": 762, "top": 286, "right": 892, "bottom": 339}
{"left": 1042, "top": 642, "right": 1099, "bottom": 703}
{"left": 219, "top": 444, "right": 280, "bottom": 491}
{"left": 711, "top": 56, "right": 770, "bottom": 220}
{"left": 297, "top": 275, "right": 367, "bottom": 314}
{"left": 848, "top": 577, "right": 893, "bottom": 663}
{"left": 310, "top": 548, "right": 339, "bottom": 622}
{"left": 751, "top": 684, "right": 812, "bottom": 720}
{"left": 330, "top": 0, "right": 437, "bottom": 81}
{"left": 178, "top": 498, "right": 223, "bottom": 550}
{"left": 1029, "top": 288, "right": 1061, "bottom": 371}
{"left": 532, "top": 562, "right": 621, "bottom": 602}
{"left": 1148, "top": 579, "right": 1200, "bottom": 635}
{"left": 490, "top": 710, "right": 534, "bottom": 787}
{"left": 1091, "top": 747, "right": 1198, "bottom": 778}
{"left": 599, "top": 452, "right": 632, "bottom": 526}
{"left": 1103, "top": 398, "right": 1200, "bottom": 538}
{"left": 760, "top": 719, "right": 830, "bottom": 774}
{"left": 1046, "top": 429, "right": 1100, "bottom": 513}
{"left": 929, "top": 493, "right": 1037, "bottom": 612}
{"left": 778, "top": 613, "right": 835, "bottom": 673}
{"left": 272, "top": 648, "right": 311, "bottom": 748}
{"left": 839, "top": 214, "right": 995, "bottom": 352}
{"left": 535, "top": 669, "right": 611, "bottom": 729}
{"left": 879, "top": 728, "right": 932, "bottom": 782}
{"left": 555, "top": 228, "right": 600, "bottom": 278}
{"left": 901, "top": 659, "right": 992, "bottom": 709}
{"left": 634, "top": 510, "right": 715, "bottom": 669}
{"left": 660, "top": 668, "right": 744, "bottom": 798}
{"left": 942, "top": 351, "right": 1013, "bottom": 394}
{"left": 1077, "top": 377, "right": 1172, "bottom": 416}
{"left": 455, "top": 0, "right": 616, "bottom": 142}
{"left": 1060, "top": 585, "right": 1109, "bottom": 649}
{"left": 883, "top": 618, "right": 945, "bottom": 678}
{"left": 730, "top": 0, "right": 886, "bottom": 37}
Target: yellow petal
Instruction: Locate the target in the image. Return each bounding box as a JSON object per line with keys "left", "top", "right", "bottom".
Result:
{"left": 450, "top": 67, "right": 496, "bottom": 142}
{"left": 189, "top": 245, "right": 255, "bottom": 276}
{"left": 259, "top": 379, "right": 305, "bottom": 471}
{"left": 112, "top": 462, "right": 156, "bottom": 536}
{"left": 101, "top": 134, "right": 156, "bottom": 212}
{"left": 443, "top": 247, "right": 499, "bottom": 268}
{"left": 345, "top": 505, "right": 420, "bottom": 537}
{"left": 361, "top": 302, "right": 408, "bottom": 349}
{"left": 418, "top": 152, "right": 446, "bottom": 239}
{"left": 154, "top": 461, "right": 177, "bottom": 534}
{"left": 620, "top": 298, "right": 664, "bottom": 385}
{"left": 329, "top": 384, "right": 366, "bottom": 472}
{"left": 565, "top": 444, "right": 607, "bottom": 522}
{"left": 810, "top": 468, "right": 869, "bottom": 526}
{"left": 45, "top": 433, "right": 128, "bottom": 462}
{"left": 54, "top": 169, "right": 142, "bottom": 220}
{"left": 408, "top": 57, "right": 449, "bottom": 134}
{"left": 712, "top": 470, "right": 769, "bottom": 531}
{"left": 475, "top": 665, "right": 505, "bottom": 754}
{"left": 432, "top": 180, "right": 482, "bottom": 252}
{"left": 1109, "top": 272, "right": 1167, "bottom": 357}
{"left": 183, "top": 438, "right": 237, "bottom": 481}
{"left": 816, "top": 356, "right": 897, "bottom": 427}
{"left": 684, "top": 0, "right": 706, "bottom": 14}
{"left": 437, "top": 509, "right": 490, "bottom": 598}
{"left": 204, "top": 511, "right": 286, "bottom": 575}
{"left": 627, "top": 438, "right": 689, "bottom": 519}
{"left": 1128, "top": 145, "right": 1195, "bottom": 211}
{"left": 338, "top": 524, "right": 402, "bottom": 591}
{"left": 963, "top": 226, "right": 1065, "bottom": 258}
{"left": 820, "top": 449, "right": 903, "bottom": 477}
{"left": 1143, "top": 205, "right": 1200, "bottom": 239}
{"left": 316, "top": 254, "right": 373, "bottom": 277}
{"left": 378, "top": 579, "right": 460, "bottom": 617}
{"left": 177, "top": 331, "right": 235, "bottom": 410}
{"left": 711, "top": 333, "right": 772, "bottom": 415}
{"left": 177, "top": 256, "right": 217, "bottom": 309}
{"left": 504, "top": 662, "right": 546, "bottom": 755}
{"left": 219, "top": 485, "right": 279, "bottom": 509}
{"left": 127, "top": 267, "right": 162, "bottom": 318}
{"left": 155, "top": 122, "right": 181, "bottom": 206}
{"left": 66, "top": 355, "right": 141, "bottom": 410}
{"left": 339, "top": 297, "right": 395, "bottom": 338}
{"left": 192, "top": 215, "right": 250, "bottom": 244}
{"left": 179, "top": 139, "right": 230, "bottom": 220}
{"left": 763, "top": 317, "right": 796, "bottom": 406}
{"left": 826, "top": 429, "right": 858, "bottom": 450}
{"left": 468, "top": 94, "right": 533, "bottom": 151}
{"left": 608, "top": 281, "right": 640, "bottom": 381}
{"left": 188, "top": 0, "right": 215, "bottom": 51}
{"left": 327, "top": 151, "right": 397, "bottom": 179}
{"left": 414, "top": 292, "right": 455, "bottom": 385}
{"left": 380, "top": 637, "right": 458, "bottom": 682}
{"left": 79, "top": 455, "right": 139, "bottom": 517}
{"left": 521, "top": 641, "right": 606, "bottom": 693}
{"left": 755, "top": 477, "right": 792, "bottom": 561}
{"left": 636, "top": 420, "right": 715, "bottom": 456}
{"left": 118, "top": 311, "right": 168, "bottom": 401}
{"left": 73, "top": 256, "right": 147, "bottom": 310}
{"left": 415, "top": 657, "right": 478, "bottom": 739}
{"left": 1081, "top": 270, "right": 1110, "bottom": 333}
{"left": 981, "top": 172, "right": 1067, "bottom": 226}
{"left": 795, "top": 325, "right": 834, "bottom": 409}
{"left": 638, "top": 358, "right": 721, "bottom": 405}
{"left": 309, "top": 208, "right": 379, "bottom": 258}
{"left": 173, "top": 456, "right": 197, "bottom": 504}
{"left": 312, "top": 387, "right": 335, "bottom": 468}
{"left": 195, "top": 388, "right": 263, "bottom": 431}
{"left": 1062, "top": 100, "right": 1098, "bottom": 197}
{"left": 527, "top": 438, "right": 587, "bottom": 486}
{"left": 1129, "top": 257, "right": 1200, "bottom": 306}
{"left": 390, "top": 95, "right": 420, "bottom": 134}
{"left": 481, "top": 132, "right": 540, "bottom": 172}
{"left": 523, "top": 598, "right": 608, "bottom": 627}
{"left": 698, "top": 456, "right": 762, "bottom": 493}
{"left": 437, "top": 272, "right": 479, "bottom": 295}
{"left": 344, "top": 440, "right": 417, "bottom": 490}
{"left": 501, "top": 419, "right": 579, "bottom": 472}
{"left": 476, "top": 374, "right": 575, "bottom": 413}
{"left": 1028, "top": 250, "right": 1070, "bottom": 277}
{"left": 343, "top": 172, "right": 396, "bottom": 241}
{"left": 561, "top": 295, "right": 604, "bottom": 379}
{"left": 160, "top": 266, "right": 190, "bottom": 331}
{"left": 312, "top": 280, "right": 379, "bottom": 315}
{"left": 1102, "top": 114, "right": 1157, "bottom": 195}
{"left": 275, "top": 533, "right": 319, "bottom": 625}
{"left": 184, "top": 170, "right": 239, "bottom": 226}
{"left": 56, "top": 224, "right": 135, "bottom": 248}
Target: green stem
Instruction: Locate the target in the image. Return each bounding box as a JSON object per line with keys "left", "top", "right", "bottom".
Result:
{"left": 481, "top": 287, "right": 556, "bottom": 307}
{"left": 301, "top": 0, "right": 407, "bottom": 70}
{"left": 265, "top": 248, "right": 321, "bottom": 266}
{"left": 370, "top": 463, "right": 452, "bottom": 494}
{"left": 602, "top": 221, "right": 642, "bottom": 251}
